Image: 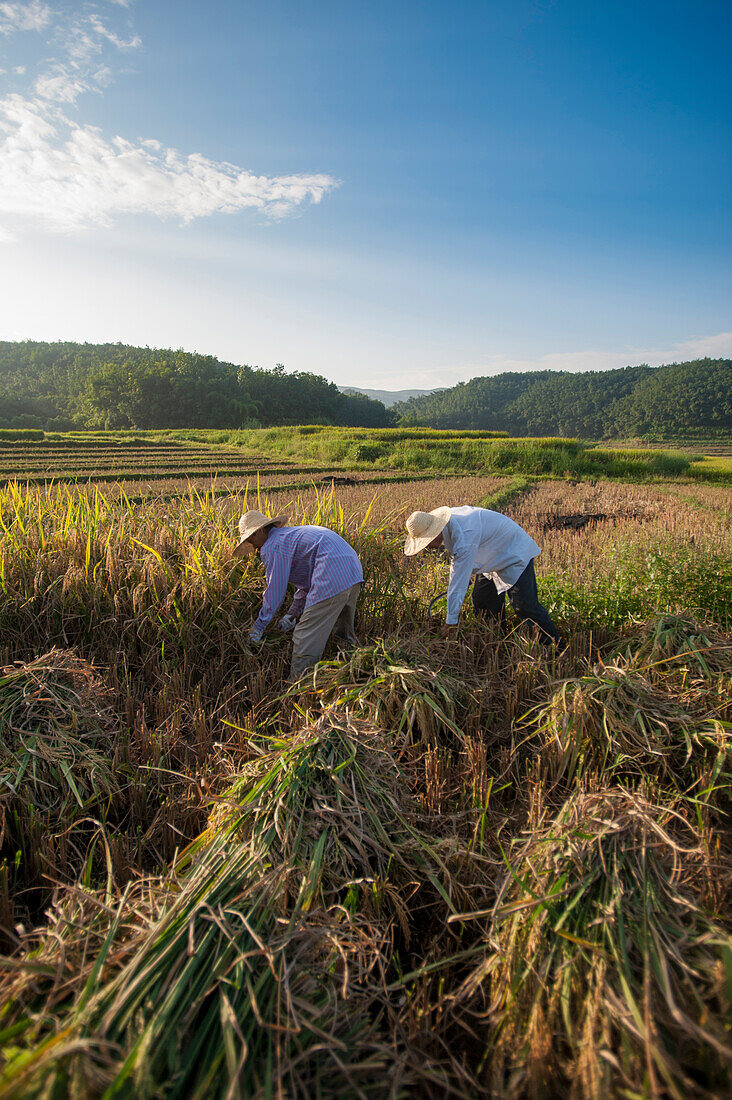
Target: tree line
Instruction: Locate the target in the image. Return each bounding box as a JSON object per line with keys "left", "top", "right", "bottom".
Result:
{"left": 395, "top": 359, "right": 732, "bottom": 438}
{"left": 0, "top": 342, "right": 394, "bottom": 430}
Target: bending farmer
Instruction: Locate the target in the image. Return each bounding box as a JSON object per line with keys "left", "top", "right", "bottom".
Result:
{"left": 404, "top": 505, "right": 561, "bottom": 644}
{"left": 233, "top": 510, "right": 364, "bottom": 680}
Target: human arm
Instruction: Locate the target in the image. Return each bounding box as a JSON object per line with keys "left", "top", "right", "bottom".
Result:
{"left": 253, "top": 550, "right": 290, "bottom": 632}
{"left": 445, "top": 543, "right": 477, "bottom": 625}
{"left": 287, "top": 587, "right": 307, "bottom": 620}
{"left": 275, "top": 586, "right": 307, "bottom": 633}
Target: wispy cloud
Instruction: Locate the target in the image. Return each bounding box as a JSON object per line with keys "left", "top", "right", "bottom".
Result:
{"left": 0, "top": 95, "right": 338, "bottom": 233}
{"left": 0, "top": 2, "right": 52, "bottom": 36}
{"left": 0, "top": 2, "right": 339, "bottom": 238}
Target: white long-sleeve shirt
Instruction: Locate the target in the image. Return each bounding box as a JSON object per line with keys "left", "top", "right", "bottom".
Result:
{"left": 441, "top": 506, "right": 541, "bottom": 625}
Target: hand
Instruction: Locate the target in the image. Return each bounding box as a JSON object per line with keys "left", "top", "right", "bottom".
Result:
{"left": 248, "top": 627, "right": 265, "bottom": 645}
{"left": 441, "top": 624, "right": 457, "bottom": 639}
{"left": 277, "top": 614, "right": 297, "bottom": 633}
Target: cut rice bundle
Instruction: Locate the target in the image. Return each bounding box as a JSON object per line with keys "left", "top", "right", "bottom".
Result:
{"left": 448, "top": 789, "right": 732, "bottom": 1099}
{"left": 204, "top": 707, "right": 462, "bottom": 917}
{"left": 0, "top": 649, "right": 119, "bottom": 824}
{"left": 0, "top": 709, "right": 470, "bottom": 1098}
{"left": 294, "top": 641, "right": 472, "bottom": 748}
{"left": 0, "top": 866, "right": 400, "bottom": 1099}
{"left": 517, "top": 663, "right": 731, "bottom": 789}
{"left": 612, "top": 614, "right": 732, "bottom": 681}
{"left": 0, "top": 650, "right": 122, "bottom": 912}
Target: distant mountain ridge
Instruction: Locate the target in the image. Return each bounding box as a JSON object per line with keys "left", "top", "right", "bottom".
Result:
{"left": 393, "top": 359, "right": 732, "bottom": 439}
{"left": 339, "top": 386, "right": 439, "bottom": 408}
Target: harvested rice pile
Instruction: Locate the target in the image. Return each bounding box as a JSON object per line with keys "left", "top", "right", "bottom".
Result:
{"left": 612, "top": 614, "right": 732, "bottom": 681}
{"left": 295, "top": 640, "right": 473, "bottom": 747}
{"left": 0, "top": 650, "right": 121, "bottom": 919}
{"left": 517, "top": 662, "right": 731, "bottom": 790}
{"left": 0, "top": 708, "right": 479, "bottom": 1099}
{"left": 447, "top": 789, "right": 732, "bottom": 1099}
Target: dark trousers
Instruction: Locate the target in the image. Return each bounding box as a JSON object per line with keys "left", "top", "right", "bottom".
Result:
{"left": 472, "top": 559, "right": 561, "bottom": 644}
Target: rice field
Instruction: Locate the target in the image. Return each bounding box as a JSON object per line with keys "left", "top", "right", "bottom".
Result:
{"left": 0, "top": 440, "right": 730, "bottom": 1098}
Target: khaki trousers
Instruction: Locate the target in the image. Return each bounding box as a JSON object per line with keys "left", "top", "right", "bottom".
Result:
{"left": 289, "top": 583, "right": 362, "bottom": 681}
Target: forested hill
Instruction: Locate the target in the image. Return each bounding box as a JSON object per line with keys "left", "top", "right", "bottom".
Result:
{"left": 395, "top": 359, "right": 732, "bottom": 438}
{"left": 0, "top": 341, "right": 394, "bottom": 430}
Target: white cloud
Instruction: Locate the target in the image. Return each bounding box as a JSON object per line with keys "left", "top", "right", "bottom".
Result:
{"left": 34, "top": 71, "right": 91, "bottom": 102}
{"left": 0, "top": 95, "right": 339, "bottom": 236}
{"left": 0, "top": 2, "right": 52, "bottom": 36}
{"left": 88, "top": 14, "right": 141, "bottom": 52}
{"left": 671, "top": 332, "right": 732, "bottom": 360}
{"left": 0, "top": 2, "right": 340, "bottom": 237}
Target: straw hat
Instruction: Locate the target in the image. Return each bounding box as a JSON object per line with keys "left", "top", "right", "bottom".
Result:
{"left": 233, "top": 510, "right": 288, "bottom": 557}
{"left": 403, "top": 507, "right": 451, "bottom": 556}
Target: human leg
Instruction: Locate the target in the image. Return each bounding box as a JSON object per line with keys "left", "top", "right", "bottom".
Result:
{"left": 289, "top": 588, "right": 354, "bottom": 681}
{"left": 332, "top": 582, "right": 362, "bottom": 644}
{"left": 507, "top": 559, "right": 561, "bottom": 644}
{"left": 472, "top": 573, "right": 506, "bottom": 623}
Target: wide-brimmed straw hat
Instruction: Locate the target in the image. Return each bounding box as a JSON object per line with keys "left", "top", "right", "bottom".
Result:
{"left": 403, "top": 507, "right": 451, "bottom": 556}
{"left": 233, "top": 510, "right": 288, "bottom": 558}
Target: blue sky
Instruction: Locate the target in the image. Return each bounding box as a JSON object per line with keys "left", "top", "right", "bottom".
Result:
{"left": 0, "top": 0, "right": 729, "bottom": 389}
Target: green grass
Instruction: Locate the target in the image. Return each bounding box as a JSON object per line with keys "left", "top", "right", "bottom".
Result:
{"left": 543, "top": 541, "right": 732, "bottom": 630}
{"left": 10, "top": 427, "right": 732, "bottom": 484}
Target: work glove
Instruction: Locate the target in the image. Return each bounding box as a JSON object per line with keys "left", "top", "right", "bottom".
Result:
{"left": 249, "top": 626, "right": 265, "bottom": 645}
{"left": 277, "top": 613, "right": 297, "bottom": 633}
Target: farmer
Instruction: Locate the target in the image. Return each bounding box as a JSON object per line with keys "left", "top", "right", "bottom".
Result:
{"left": 233, "top": 510, "right": 364, "bottom": 680}
{"left": 404, "top": 505, "right": 561, "bottom": 645}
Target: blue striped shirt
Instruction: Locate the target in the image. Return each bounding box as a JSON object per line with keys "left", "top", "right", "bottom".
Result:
{"left": 254, "top": 525, "right": 364, "bottom": 630}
